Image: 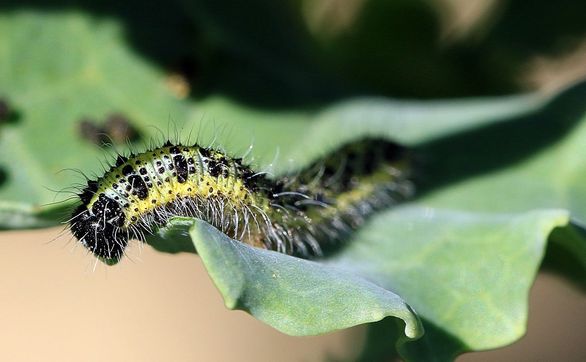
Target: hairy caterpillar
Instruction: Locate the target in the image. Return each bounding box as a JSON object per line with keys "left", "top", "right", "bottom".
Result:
{"left": 69, "top": 139, "right": 413, "bottom": 263}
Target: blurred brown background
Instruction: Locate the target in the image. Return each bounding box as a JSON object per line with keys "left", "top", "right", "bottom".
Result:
{"left": 0, "top": 228, "right": 584, "bottom": 361}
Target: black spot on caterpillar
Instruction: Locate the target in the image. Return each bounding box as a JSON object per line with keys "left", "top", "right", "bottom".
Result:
{"left": 68, "top": 138, "right": 413, "bottom": 263}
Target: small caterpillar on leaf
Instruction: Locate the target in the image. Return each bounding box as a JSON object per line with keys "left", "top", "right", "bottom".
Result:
{"left": 69, "top": 139, "right": 413, "bottom": 263}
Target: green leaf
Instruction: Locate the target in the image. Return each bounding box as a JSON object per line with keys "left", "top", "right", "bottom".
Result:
{"left": 0, "top": 11, "right": 188, "bottom": 224}
{"left": 147, "top": 207, "right": 569, "bottom": 360}
{"left": 326, "top": 207, "right": 570, "bottom": 360}
{"left": 417, "top": 82, "right": 586, "bottom": 222}
{"left": 0, "top": 7, "right": 550, "bottom": 227}
{"left": 149, "top": 217, "right": 424, "bottom": 339}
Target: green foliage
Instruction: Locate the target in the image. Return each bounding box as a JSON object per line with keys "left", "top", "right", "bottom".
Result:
{"left": 159, "top": 218, "right": 423, "bottom": 338}
{"left": 1, "top": 2, "right": 585, "bottom": 361}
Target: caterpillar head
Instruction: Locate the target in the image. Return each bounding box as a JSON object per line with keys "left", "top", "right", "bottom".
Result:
{"left": 70, "top": 194, "right": 128, "bottom": 264}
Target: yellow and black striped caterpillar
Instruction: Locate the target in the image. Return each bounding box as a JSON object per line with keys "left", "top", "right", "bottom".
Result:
{"left": 69, "top": 139, "right": 413, "bottom": 263}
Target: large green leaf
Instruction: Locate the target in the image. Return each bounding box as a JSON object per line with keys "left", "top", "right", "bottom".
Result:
{"left": 147, "top": 207, "right": 569, "bottom": 361}
{"left": 149, "top": 218, "right": 423, "bottom": 338}
{"left": 327, "top": 207, "right": 570, "bottom": 360}
{"left": 422, "top": 104, "right": 586, "bottom": 222}
{"left": 0, "top": 10, "right": 548, "bottom": 227}
{"left": 0, "top": 10, "right": 188, "bottom": 226}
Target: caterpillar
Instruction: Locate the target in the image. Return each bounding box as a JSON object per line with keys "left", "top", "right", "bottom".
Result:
{"left": 69, "top": 138, "right": 413, "bottom": 263}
